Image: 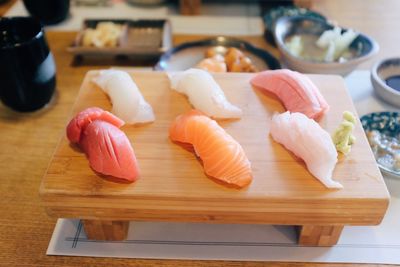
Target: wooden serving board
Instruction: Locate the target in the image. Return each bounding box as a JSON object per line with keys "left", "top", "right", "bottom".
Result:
{"left": 41, "top": 71, "right": 389, "bottom": 246}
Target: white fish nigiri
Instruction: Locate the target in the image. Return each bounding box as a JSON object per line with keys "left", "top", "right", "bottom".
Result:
{"left": 168, "top": 68, "right": 242, "bottom": 119}
{"left": 93, "top": 70, "right": 155, "bottom": 124}
{"left": 270, "top": 112, "right": 342, "bottom": 189}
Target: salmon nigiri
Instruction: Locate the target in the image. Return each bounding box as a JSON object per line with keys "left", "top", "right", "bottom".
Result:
{"left": 67, "top": 107, "right": 139, "bottom": 182}
{"left": 270, "top": 111, "right": 341, "bottom": 189}
{"left": 170, "top": 110, "right": 252, "bottom": 188}
{"left": 250, "top": 69, "right": 329, "bottom": 120}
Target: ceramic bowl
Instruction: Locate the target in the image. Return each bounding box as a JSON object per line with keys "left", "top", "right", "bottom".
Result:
{"left": 274, "top": 16, "right": 379, "bottom": 75}
{"left": 361, "top": 111, "right": 400, "bottom": 179}
{"left": 371, "top": 58, "right": 400, "bottom": 107}
{"left": 263, "top": 6, "right": 326, "bottom": 46}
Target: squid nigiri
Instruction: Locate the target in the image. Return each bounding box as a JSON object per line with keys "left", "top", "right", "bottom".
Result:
{"left": 168, "top": 68, "right": 242, "bottom": 119}
{"left": 92, "top": 70, "right": 155, "bottom": 124}
{"left": 67, "top": 107, "right": 139, "bottom": 182}
{"left": 170, "top": 109, "right": 252, "bottom": 188}
{"left": 250, "top": 69, "right": 329, "bottom": 120}
{"left": 270, "top": 111, "right": 342, "bottom": 189}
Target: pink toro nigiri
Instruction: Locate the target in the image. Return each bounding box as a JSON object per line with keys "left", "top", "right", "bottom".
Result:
{"left": 170, "top": 109, "right": 252, "bottom": 188}
{"left": 67, "top": 107, "right": 139, "bottom": 182}
{"left": 250, "top": 69, "right": 329, "bottom": 120}
{"left": 270, "top": 111, "right": 342, "bottom": 189}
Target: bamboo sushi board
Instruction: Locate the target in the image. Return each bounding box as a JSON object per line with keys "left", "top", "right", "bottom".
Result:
{"left": 41, "top": 71, "right": 390, "bottom": 246}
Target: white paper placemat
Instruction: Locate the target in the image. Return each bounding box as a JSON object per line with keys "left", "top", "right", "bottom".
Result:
{"left": 47, "top": 71, "right": 400, "bottom": 264}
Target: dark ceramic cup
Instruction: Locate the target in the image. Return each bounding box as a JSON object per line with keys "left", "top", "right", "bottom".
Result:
{"left": 23, "top": 0, "right": 70, "bottom": 25}
{"left": 0, "top": 17, "right": 56, "bottom": 112}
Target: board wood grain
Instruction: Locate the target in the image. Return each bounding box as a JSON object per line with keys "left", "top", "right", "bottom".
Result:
{"left": 40, "top": 71, "right": 389, "bottom": 226}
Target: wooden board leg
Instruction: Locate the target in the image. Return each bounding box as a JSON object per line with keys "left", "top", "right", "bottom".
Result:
{"left": 82, "top": 220, "right": 129, "bottom": 241}
{"left": 298, "top": 225, "right": 344, "bottom": 246}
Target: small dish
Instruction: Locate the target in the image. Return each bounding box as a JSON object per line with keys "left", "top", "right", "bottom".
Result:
{"left": 154, "top": 36, "right": 281, "bottom": 71}
{"left": 361, "top": 111, "right": 400, "bottom": 179}
{"left": 274, "top": 16, "right": 379, "bottom": 75}
{"left": 68, "top": 19, "right": 172, "bottom": 59}
{"left": 371, "top": 58, "right": 400, "bottom": 107}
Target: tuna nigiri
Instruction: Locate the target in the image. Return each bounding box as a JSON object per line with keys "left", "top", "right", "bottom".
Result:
{"left": 250, "top": 69, "right": 329, "bottom": 120}
{"left": 170, "top": 110, "right": 252, "bottom": 188}
{"left": 92, "top": 70, "right": 155, "bottom": 124}
{"left": 270, "top": 111, "right": 342, "bottom": 189}
{"left": 168, "top": 68, "right": 242, "bottom": 119}
{"left": 67, "top": 107, "right": 139, "bottom": 182}
{"left": 66, "top": 107, "right": 124, "bottom": 143}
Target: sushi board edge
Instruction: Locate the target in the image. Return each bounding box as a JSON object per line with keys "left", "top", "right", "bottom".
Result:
{"left": 40, "top": 70, "right": 389, "bottom": 227}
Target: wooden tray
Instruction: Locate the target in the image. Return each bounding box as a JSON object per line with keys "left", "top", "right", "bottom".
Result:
{"left": 67, "top": 19, "right": 172, "bottom": 58}
{"left": 40, "top": 71, "right": 389, "bottom": 246}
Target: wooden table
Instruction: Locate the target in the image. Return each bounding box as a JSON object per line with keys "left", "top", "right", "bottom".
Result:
{"left": 1, "top": 0, "right": 400, "bottom": 266}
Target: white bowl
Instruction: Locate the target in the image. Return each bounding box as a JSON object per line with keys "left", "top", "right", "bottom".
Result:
{"left": 371, "top": 58, "right": 400, "bottom": 108}
{"left": 274, "top": 16, "right": 379, "bottom": 76}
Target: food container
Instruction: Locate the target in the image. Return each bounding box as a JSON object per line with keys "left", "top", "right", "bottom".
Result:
{"left": 361, "top": 111, "right": 400, "bottom": 179}
{"left": 274, "top": 16, "right": 379, "bottom": 75}
{"left": 68, "top": 19, "right": 172, "bottom": 59}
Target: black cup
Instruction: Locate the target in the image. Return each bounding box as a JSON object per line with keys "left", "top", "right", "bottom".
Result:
{"left": 0, "top": 17, "right": 56, "bottom": 112}
{"left": 23, "top": 0, "right": 70, "bottom": 25}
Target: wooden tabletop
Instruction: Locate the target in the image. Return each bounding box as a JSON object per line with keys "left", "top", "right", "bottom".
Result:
{"left": 1, "top": 0, "right": 399, "bottom": 266}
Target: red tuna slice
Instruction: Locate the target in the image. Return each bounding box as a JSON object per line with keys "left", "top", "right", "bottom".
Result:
{"left": 250, "top": 69, "right": 329, "bottom": 120}
{"left": 67, "top": 107, "right": 124, "bottom": 143}
{"left": 80, "top": 120, "right": 139, "bottom": 182}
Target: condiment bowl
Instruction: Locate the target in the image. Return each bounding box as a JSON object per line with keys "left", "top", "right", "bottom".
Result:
{"left": 361, "top": 111, "right": 400, "bottom": 179}
{"left": 371, "top": 58, "right": 400, "bottom": 108}
{"left": 274, "top": 16, "right": 379, "bottom": 75}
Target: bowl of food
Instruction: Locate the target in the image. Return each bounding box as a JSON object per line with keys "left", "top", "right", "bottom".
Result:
{"left": 371, "top": 58, "right": 400, "bottom": 108}
{"left": 155, "top": 36, "right": 281, "bottom": 72}
{"left": 274, "top": 16, "right": 379, "bottom": 75}
{"left": 361, "top": 111, "right": 400, "bottom": 179}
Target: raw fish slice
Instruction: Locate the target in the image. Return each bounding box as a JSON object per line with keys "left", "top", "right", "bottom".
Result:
{"left": 196, "top": 55, "right": 227, "bottom": 73}
{"left": 93, "top": 70, "right": 155, "bottom": 124}
{"left": 80, "top": 120, "right": 139, "bottom": 182}
{"left": 270, "top": 112, "right": 341, "bottom": 189}
{"left": 66, "top": 107, "right": 139, "bottom": 182}
{"left": 168, "top": 69, "right": 242, "bottom": 119}
{"left": 250, "top": 69, "right": 329, "bottom": 120}
{"left": 67, "top": 107, "right": 124, "bottom": 143}
{"left": 170, "top": 110, "right": 252, "bottom": 188}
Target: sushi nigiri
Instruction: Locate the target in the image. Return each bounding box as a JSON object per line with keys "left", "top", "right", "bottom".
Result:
{"left": 250, "top": 69, "right": 329, "bottom": 120}
{"left": 92, "top": 70, "right": 155, "bottom": 124}
{"left": 66, "top": 107, "right": 124, "bottom": 143}
{"left": 168, "top": 68, "right": 242, "bottom": 119}
{"left": 67, "top": 107, "right": 139, "bottom": 182}
{"left": 270, "top": 111, "right": 342, "bottom": 189}
{"left": 170, "top": 109, "right": 252, "bottom": 188}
